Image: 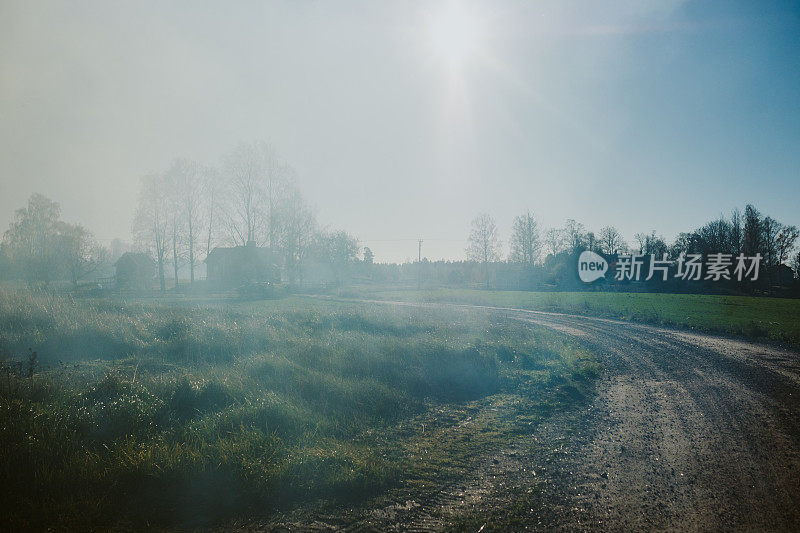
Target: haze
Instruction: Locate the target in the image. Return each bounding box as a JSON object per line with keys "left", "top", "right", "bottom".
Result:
{"left": 1, "top": 0, "right": 798, "bottom": 262}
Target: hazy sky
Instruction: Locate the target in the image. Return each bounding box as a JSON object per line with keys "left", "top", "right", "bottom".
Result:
{"left": 1, "top": 0, "right": 799, "bottom": 262}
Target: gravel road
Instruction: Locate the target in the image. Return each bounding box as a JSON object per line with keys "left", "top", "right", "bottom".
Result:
{"left": 508, "top": 308, "right": 800, "bottom": 531}
{"left": 273, "top": 301, "right": 800, "bottom": 531}
{"left": 401, "top": 305, "right": 800, "bottom": 531}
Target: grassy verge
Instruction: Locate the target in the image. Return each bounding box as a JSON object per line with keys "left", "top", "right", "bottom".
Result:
{"left": 0, "top": 290, "right": 599, "bottom": 530}
{"left": 350, "top": 288, "right": 800, "bottom": 346}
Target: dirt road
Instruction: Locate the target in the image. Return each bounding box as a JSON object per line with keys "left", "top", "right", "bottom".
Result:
{"left": 266, "top": 300, "right": 800, "bottom": 531}
{"left": 510, "top": 308, "right": 800, "bottom": 530}
{"left": 363, "top": 303, "right": 800, "bottom": 531}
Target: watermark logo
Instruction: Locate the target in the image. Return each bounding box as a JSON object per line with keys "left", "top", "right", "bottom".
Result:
{"left": 578, "top": 250, "right": 608, "bottom": 283}
{"left": 577, "top": 252, "right": 762, "bottom": 283}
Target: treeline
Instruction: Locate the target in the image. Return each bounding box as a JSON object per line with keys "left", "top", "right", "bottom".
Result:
{"left": 133, "top": 141, "right": 359, "bottom": 291}
{"left": 362, "top": 207, "right": 798, "bottom": 293}
{"left": 462, "top": 207, "right": 798, "bottom": 270}
{"left": 0, "top": 141, "right": 363, "bottom": 289}
{"left": 1, "top": 155, "right": 797, "bottom": 294}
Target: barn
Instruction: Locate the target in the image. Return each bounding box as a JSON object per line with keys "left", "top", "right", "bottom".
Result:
{"left": 205, "top": 241, "right": 280, "bottom": 286}
{"left": 114, "top": 252, "right": 155, "bottom": 289}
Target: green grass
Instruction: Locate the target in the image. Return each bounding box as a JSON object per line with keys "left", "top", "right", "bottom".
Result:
{"left": 354, "top": 288, "right": 800, "bottom": 346}
{"left": 0, "top": 289, "right": 599, "bottom": 530}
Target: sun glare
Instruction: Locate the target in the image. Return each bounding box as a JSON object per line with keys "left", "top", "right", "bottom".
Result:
{"left": 427, "top": 0, "right": 485, "bottom": 73}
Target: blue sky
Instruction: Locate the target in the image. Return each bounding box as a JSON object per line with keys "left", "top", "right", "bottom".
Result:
{"left": 1, "top": 0, "right": 798, "bottom": 262}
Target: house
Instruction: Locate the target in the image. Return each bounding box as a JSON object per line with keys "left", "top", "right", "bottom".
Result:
{"left": 114, "top": 252, "right": 155, "bottom": 289}
{"left": 769, "top": 264, "right": 795, "bottom": 287}
{"left": 205, "top": 241, "right": 280, "bottom": 286}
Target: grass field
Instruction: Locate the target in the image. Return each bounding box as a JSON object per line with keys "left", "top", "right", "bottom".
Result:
{"left": 0, "top": 289, "right": 599, "bottom": 529}
{"left": 352, "top": 288, "right": 800, "bottom": 346}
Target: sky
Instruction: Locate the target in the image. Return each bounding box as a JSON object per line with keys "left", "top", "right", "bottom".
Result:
{"left": 1, "top": 0, "right": 799, "bottom": 263}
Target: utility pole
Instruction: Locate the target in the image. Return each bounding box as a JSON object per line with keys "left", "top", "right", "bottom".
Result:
{"left": 418, "top": 239, "right": 423, "bottom": 290}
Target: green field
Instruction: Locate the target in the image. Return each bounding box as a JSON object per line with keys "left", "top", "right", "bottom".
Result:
{"left": 0, "top": 290, "right": 598, "bottom": 530}
{"left": 354, "top": 288, "right": 800, "bottom": 346}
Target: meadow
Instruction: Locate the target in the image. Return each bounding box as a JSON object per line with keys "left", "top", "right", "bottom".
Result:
{"left": 0, "top": 289, "right": 599, "bottom": 529}
{"left": 356, "top": 288, "right": 800, "bottom": 346}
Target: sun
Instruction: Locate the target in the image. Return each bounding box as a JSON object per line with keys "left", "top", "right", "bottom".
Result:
{"left": 427, "top": 0, "right": 485, "bottom": 73}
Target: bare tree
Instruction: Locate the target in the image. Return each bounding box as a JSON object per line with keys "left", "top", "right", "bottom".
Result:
{"left": 776, "top": 225, "right": 798, "bottom": 266}
{"left": 761, "top": 216, "right": 782, "bottom": 268}
{"left": 635, "top": 231, "right": 667, "bottom": 256}
{"left": 58, "top": 223, "right": 106, "bottom": 288}
{"left": 466, "top": 213, "right": 501, "bottom": 264}
{"left": 3, "top": 195, "right": 107, "bottom": 287}
{"left": 692, "top": 217, "right": 728, "bottom": 255}
{"left": 586, "top": 231, "right": 597, "bottom": 252}
{"left": 794, "top": 250, "right": 800, "bottom": 279}
{"left": 220, "top": 141, "right": 284, "bottom": 248}
{"left": 168, "top": 159, "right": 204, "bottom": 284}
{"left": 742, "top": 204, "right": 763, "bottom": 257}
{"left": 599, "top": 226, "right": 623, "bottom": 255}
{"left": 544, "top": 227, "right": 565, "bottom": 257}
{"left": 311, "top": 230, "right": 359, "bottom": 286}
{"left": 276, "top": 181, "right": 317, "bottom": 285}
{"left": 109, "top": 238, "right": 129, "bottom": 263}
{"left": 564, "top": 219, "right": 586, "bottom": 252}
{"left": 270, "top": 162, "right": 295, "bottom": 250}
{"left": 2, "top": 194, "right": 62, "bottom": 284}
{"left": 509, "top": 211, "right": 540, "bottom": 265}
{"left": 467, "top": 213, "right": 500, "bottom": 288}
{"left": 133, "top": 174, "right": 169, "bottom": 292}
{"left": 730, "top": 208, "right": 743, "bottom": 255}
{"left": 670, "top": 232, "right": 696, "bottom": 257}
{"left": 203, "top": 165, "right": 222, "bottom": 259}
{"left": 634, "top": 232, "right": 647, "bottom": 254}
{"left": 163, "top": 169, "right": 184, "bottom": 289}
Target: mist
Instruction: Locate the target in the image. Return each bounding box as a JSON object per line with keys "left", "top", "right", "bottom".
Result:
{"left": 2, "top": 0, "right": 798, "bottom": 263}
{"left": 3, "top": 2, "right": 800, "bottom": 530}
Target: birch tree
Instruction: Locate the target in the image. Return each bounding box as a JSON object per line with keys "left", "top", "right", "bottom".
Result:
{"left": 466, "top": 213, "right": 501, "bottom": 264}
{"left": 133, "top": 174, "right": 169, "bottom": 291}
{"left": 203, "top": 165, "right": 222, "bottom": 259}
{"left": 221, "top": 141, "right": 280, "bottom": 247}
{"left": 169, "top": 159, "right": 204, "bottom": 284}
{"left": 509, "top": 211, "right": 540, "bottom": 265}
{"left": 276, "top": 182, "right": 316, "bottom": 285}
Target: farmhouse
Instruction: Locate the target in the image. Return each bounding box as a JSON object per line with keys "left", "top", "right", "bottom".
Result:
{"left": 769, "top": 264, "right": 795, "bottom": 287}
{"left": 205, "top": 241, "right": 280, "bottom": 285}
{"left": 114, "top": 252, "right": 155, "bottom": 289}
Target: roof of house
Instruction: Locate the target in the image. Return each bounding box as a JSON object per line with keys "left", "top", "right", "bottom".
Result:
{"left": 114, "top": 252, "right": 155, "bottom": 268}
